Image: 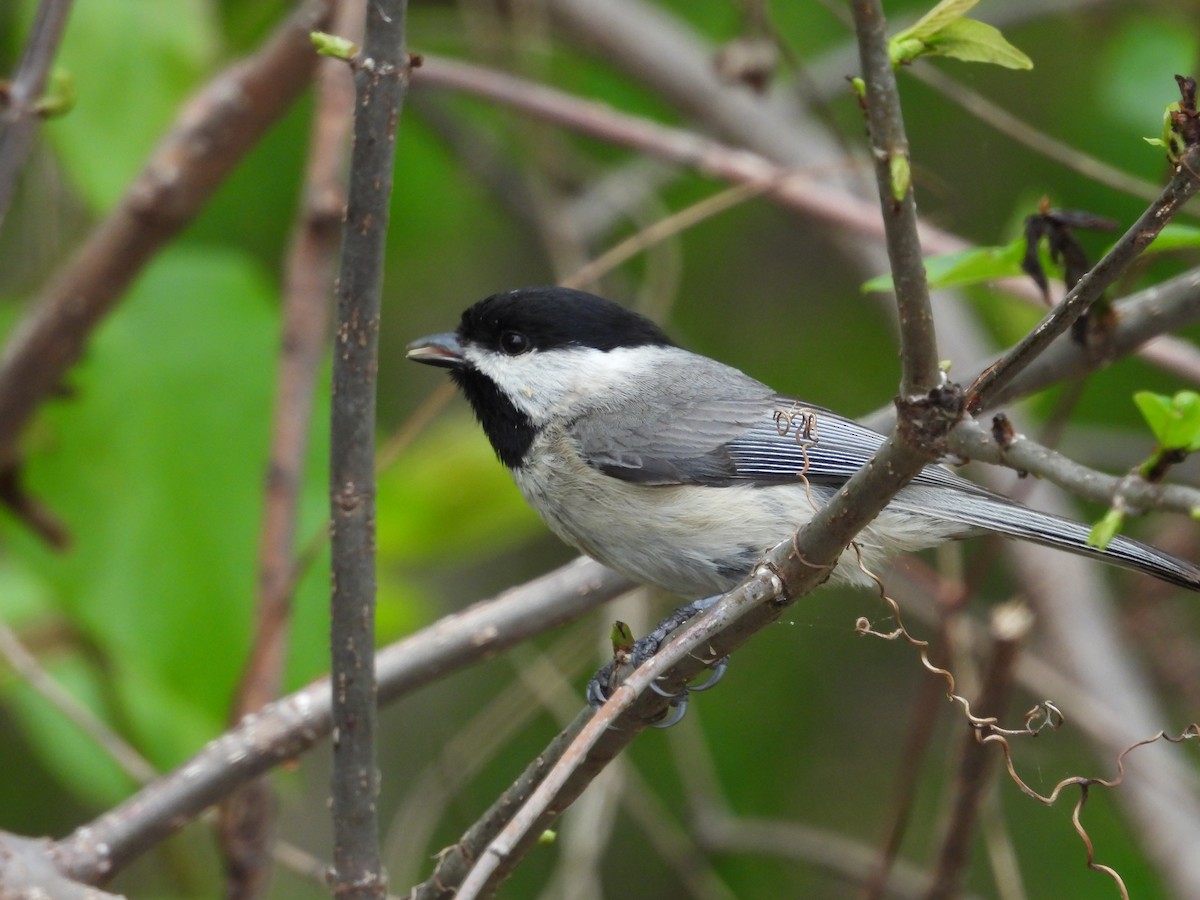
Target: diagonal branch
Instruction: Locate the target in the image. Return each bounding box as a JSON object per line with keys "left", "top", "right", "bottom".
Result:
{"left": 46, "top": 558, "right": 625, "bottom": 887}
{"left": 850, "top": 0, "right": 939, "bottom": 397}
{"left": 0, "top": 0, "right": 334, "bottom": 471}
{"left": 968, "top": 141, "right": 1200, "bottom": 413}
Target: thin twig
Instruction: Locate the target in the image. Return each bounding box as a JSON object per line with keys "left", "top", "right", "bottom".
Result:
{"left": 0, "top": 621, "right": 156, "bottom": 786}
{"left": 0, "top": 0, "right": 335, "bottom": 470}
{"left": 949, "top": 417, "right": 1200, "bottom": 517}
{"left": 563, "top": 179, "right": 776, "bottom": 291}
{"left": 450, "top": 566, "right": 789, "bottom": 899}
{"left": 329, "top": 2, "right": 412, "bottom": 895}
{"left": 850, "top": 0, "right": 939, "bottom": 397}
{"left": 46, "top": 558, "right": 624, "bottom": 886}
{"left": 981, "top": 266, "right": 1200, "bottom": 408}
{"left": 0, "top": 0, "right": 75, "bottom": 231}
{"left": 968, "top": 141, "right": 1200, "bottom": 412}
{"left": 908, "top": 63, "right": 1162, "bottom": 205}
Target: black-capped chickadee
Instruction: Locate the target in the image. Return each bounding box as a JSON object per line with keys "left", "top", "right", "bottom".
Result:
{"left": 407, "top": 287, "right": 1200, "bottom": 598}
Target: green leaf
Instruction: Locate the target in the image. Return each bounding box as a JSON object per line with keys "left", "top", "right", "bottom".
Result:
{"left": 862, "top": 239, "right": 1024, "bottom": 293}
{"left": 889, "top": 154, "right": 911, "bottom": 202}
{"left": 892, "top": 0, "right": 980, "bottom": 47}
{"left": 4, "top": 246, "right": 285, "bottom": 777}
{"left": 311, "top": 30, "right": 357, "bottom": 60}
{"left": 888, "top": 1, "right": 1031, "bottom": 69}
{"left": 923, "top": 19, "right": 1033, "bottom": 69}
{"left": 1134, "top": 390, "right": 1200, "bottom": 450}
{"left": 33, "top": 68, "right": 75, "bottom": 119}
{"left": 1087, "top": 507, "right": 1125, "bottom": 550}
{"left": 611, "top": 621, "right": 636, "bottom": 655}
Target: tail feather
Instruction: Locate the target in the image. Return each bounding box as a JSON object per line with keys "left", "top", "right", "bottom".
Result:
{"left": 895, "top": 487, "right": 1200, "bottom": 592}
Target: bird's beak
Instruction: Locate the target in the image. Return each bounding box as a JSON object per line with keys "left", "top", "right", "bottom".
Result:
{"left": 406, "top": 332, "right": 465, "bottom": 368}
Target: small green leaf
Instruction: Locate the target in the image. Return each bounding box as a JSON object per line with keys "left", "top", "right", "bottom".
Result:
{"left": 889, "top": 154, "right": 911, "bottom": 201}
{"left": 923, "top": 19, "right": 1033, "bottom": 69}
{"left": 33, "top": 68, "right": 75, "bottom": 118}
{"left": 1147, "top": 101, "right": 1187, "bottom": 163}
{"left": 611, "top": 621, "right": 635, "bottom": 655}
{"left": 1134, "top": 390, "right": 1200, "bottom": 450}
{"left": 892, "top": 0, "right": 981, "bottom": 47}
{"left": 888, "top": 0, "right": 1031, "bottom": 69}
{"left": 862, "top": 239, "right": 1024, "bottom": 293}
{"left": 311, "top": 30, "right": 358, "bottom": 60}
{"left": 538, "top": 830, "right": 557, "bottom": 846}
{"left": 849, "top": 76, "right": 867, "bottom": 101}
{"left": 1088, "top": 507, "right": 1125, "bottom": 550}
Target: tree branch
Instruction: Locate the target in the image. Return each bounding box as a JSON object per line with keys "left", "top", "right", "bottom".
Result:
{"left": 0, "top": 0, "right": 334, "bottom": 472}
{"left": 44, "top": 558, "right": 624, "bottom": 886}
{"left": 982, "top": 266, "right": 1200, "bottom": 408}
{"left": 950, "top": 417, "right": 1200, "bottom": 517}
{"left": 850, "top": 0, "right": 939, "bottom": 397}
{"left": 0, "top": 0, "right": 75, "bottom": 231}
{"left": 329, "top": 2, "right": 412, "bottom": 895}
{"left": 968, "top": 141, "right": 1200, "bottom": 412}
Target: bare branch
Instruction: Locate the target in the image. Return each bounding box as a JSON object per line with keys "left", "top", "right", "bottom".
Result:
{"left": 0, "top": 0, "right": 75, "bottom": 231}
{"left": 950, "top": 417, "right": 1200, "bottom": 518}
{"left": 968, "top": 141, "right": 1200, "bottom": 412}
{"left": 984, "top": 266, "right": 1200, "bottom": 407}
{"left": 850, "top": 0, "right": 939, "bottom": 397}
{"left": 0, "top": 621, "right": 156, "bottom": 786}
{"left": 0, "top": 0, "right": 335, "bottom": 471}
{"left": 329, "top": 4, "right": 413, "bottom": 893}
{"left": 45, "top": 558, "right": 624, "bottom": 886}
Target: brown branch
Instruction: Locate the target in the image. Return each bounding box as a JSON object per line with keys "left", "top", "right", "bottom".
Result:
{"left": 850, "top": 0, "right": 939, "bottom": 397}
{"left": 968, "top": 139, "right": 1200, "bottom": 413}
{"left": 44, "top": 558, "right": 624, "bottom": 886}
{"left": 0, "top": 0, "right": 334, "bottom": 473}
{"left": 218, "top": 3, "right": 364, "bottom": 897}
{"left": 0, "top": 0, "right": 75, "bottom": 231}
{"left": 329, "top": 1, "right": 413, "bottom": 895}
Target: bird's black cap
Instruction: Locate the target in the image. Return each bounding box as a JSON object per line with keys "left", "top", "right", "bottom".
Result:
{"left": 457, "top": 287, "right": 675, "bottom": 353}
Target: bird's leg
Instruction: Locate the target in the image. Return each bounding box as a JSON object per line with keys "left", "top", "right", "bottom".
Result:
{"left": 586, "top": 595, "right": 730, "bottom": 727}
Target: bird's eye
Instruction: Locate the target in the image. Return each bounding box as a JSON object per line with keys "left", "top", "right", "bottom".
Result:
{"left": 499, "top": 330, "right": 530, "bottom": 356}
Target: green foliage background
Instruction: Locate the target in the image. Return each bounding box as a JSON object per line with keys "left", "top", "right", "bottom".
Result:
{"left": 0, "top": 0, "right": 1198, "bottom": 897}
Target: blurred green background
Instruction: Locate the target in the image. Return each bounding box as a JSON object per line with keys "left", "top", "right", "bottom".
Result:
{"left": 1, "top": 0, "right": 1199, "bottom": 897}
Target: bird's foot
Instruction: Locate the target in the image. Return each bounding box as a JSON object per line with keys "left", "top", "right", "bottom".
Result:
{"left": 586, "top": 596, "right": 729, "bottom": 728}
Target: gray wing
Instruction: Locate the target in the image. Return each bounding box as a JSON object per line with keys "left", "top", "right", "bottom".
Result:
{"left": 568, "top": 358, "right": 981, "bottom": 494}
{"left": 568, "top": 357, "right": 1200, "bottom": 590}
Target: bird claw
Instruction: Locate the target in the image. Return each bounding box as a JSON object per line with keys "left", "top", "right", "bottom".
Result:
{"left": 585, "top": 596, "right": 730, "bottom": 728}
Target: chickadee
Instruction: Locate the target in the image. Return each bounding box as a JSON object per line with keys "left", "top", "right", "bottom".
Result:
{"left": 407, "top": 286, "right": 1200, "bottom": 598}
